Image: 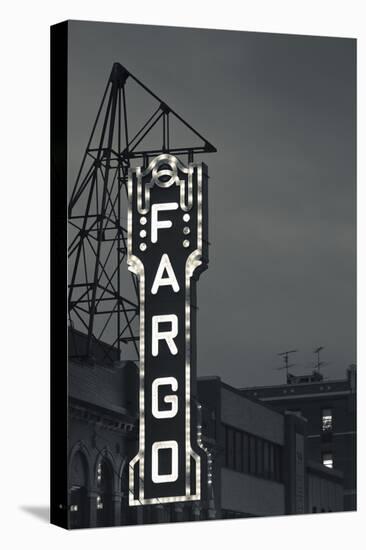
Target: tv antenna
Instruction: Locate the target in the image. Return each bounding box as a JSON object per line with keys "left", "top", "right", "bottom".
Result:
{"left": 276, "top": 349, "right": 298, "bottom": 380}
{"left": 312, "top": 346, "right": 330, "bottom": 374}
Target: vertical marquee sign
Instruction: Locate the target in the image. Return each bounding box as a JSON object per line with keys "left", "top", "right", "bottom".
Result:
{"left": 128, "top": 154, "right": 208, "bottom": 505}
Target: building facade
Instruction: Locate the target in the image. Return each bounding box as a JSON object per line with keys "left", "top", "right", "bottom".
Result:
{"left": 68, "top": 357, "right": 138, "bottom": 528}
{"left": 67, "top": 332, "right": 347, "bottom": 528}
{"left": 240, "top": 366, "right": 356, "bottom": 511}
{"left": 198, "top": 377, "right": 344, "bottom": 518}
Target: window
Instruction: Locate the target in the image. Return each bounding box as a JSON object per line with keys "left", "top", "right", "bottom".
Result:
{"left": 223, "top": 425, "right": 283, "bottom": 483}
{"left": 269, "top": 444, "right": 275, "bottom": 480}
{"left": 235, "top": 430, "right": 243, "bottom": 472}
{"left": 263, "top": 441, "right": 270, "bottom": 479}
{"left": 256, "top": 438, "right": 263, "bottom": 476}
{"left": 225, "top": 427, "right": 235, "bottom": 469}
{"left": 322, "top": 408, "right": 333, "bottom": 432}
{"left": 242, "top": 433, "right": 249, "bottom": 474}
{"left": 274, "top": 445, "right": 283, "bottom": 482}
{"left": 322, "top": 452, "right": 333, "bottom": 469}
{"left": 249, "top": 435, "right": 256, "bottom": 475}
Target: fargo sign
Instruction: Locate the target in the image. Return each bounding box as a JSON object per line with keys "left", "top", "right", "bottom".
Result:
{"left": 128, "top": 154, "right": 208, "bottom": 505}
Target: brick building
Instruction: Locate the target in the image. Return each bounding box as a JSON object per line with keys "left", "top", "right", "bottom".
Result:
{"left": 240, "top": 366, "right": 356, "bottom": 511}
{"left": 67, "top": 332, "right": 349, "bottom": 528}
{"left": 198, "top": 377, "right": 344, "bottom": 518}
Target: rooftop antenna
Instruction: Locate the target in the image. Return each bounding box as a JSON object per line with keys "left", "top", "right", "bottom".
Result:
{"left": 276, "top": 349, "right": 298, "bottom": 382}
{"left": 313, "top": 346, "right": 330, "bottom": 374}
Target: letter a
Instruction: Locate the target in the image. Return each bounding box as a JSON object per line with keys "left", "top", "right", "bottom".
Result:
{"left": 151, "top": 254, "right": 180, "bottom": 295}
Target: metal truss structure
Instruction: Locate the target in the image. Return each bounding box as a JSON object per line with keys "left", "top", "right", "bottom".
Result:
{"left": 68, "top": 62, "right": 216, "bottom": 363}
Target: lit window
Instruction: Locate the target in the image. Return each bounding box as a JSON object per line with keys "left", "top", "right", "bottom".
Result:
{"left": 322, "top": 452, "right": 333, "bottom": 469}
{"left": 322, "top": 409, "right": 332, "bottom": 432}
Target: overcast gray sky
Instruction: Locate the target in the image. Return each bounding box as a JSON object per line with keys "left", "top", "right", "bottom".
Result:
{"left": 68, "top": 21, "right": 356, "bottom": 387}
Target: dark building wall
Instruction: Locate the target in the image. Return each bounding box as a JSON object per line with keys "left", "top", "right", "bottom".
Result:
{"left": 221, "top": 385, "right": 284, "bottom": 445}
{"left": 240, "top": 367, "right": 356, "bottom": 511}
{"left": 199, "top": 378, "right": 286, "bottom": 518}
{"left": 68, "top": 411, "right": 133, "bottom": 528}
{"left": 68, "top": 359, "right": 138, "bottom": 528}
{"left": 282, "top": 412, "right": 308, "bottom": 515}
{"left": 66, "top": 358, "right": 349, "bottom": 527}
{"left": 198, "top": 377, "right": 346, "bottom": 519}
{"left": 68, "top": 360, "right": 211, "bottom": 527}
{"left": 307, "top": 461, "right": 343, "bottom": 513}
{"left": 220, "top": 468, "right": 285, "bottom": 517}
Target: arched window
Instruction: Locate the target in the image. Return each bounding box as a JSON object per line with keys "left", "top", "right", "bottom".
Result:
{"left": 69, "top": 450, "right": 89, "bottom": 529}
{"left": 96, "top": 457, "right": 114, "bottom": 527}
